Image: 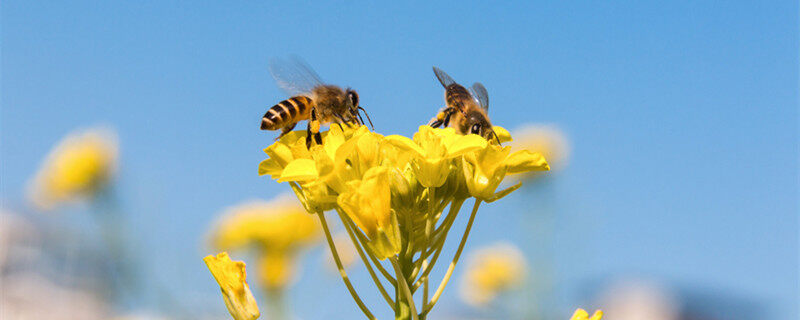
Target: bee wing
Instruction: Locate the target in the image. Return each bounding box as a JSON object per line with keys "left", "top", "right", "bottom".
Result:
{"left": 432, "top": 66, "right": 457, "bottom": 88}
{"left": 269, "top": 56, "right": 325, "bottom": 96}
{"left": 470, "top": 82, "right": 490, "bottom": 111}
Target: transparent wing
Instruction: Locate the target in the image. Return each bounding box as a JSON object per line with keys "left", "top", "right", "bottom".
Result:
{"left": 470, "top": 82, "right": 489, "bottom": 110}
{"left": 268, "top": 56, "right": 325, "bottom": 96}
{"left": 432, "top": 66, "right": 457, "bottom": 88}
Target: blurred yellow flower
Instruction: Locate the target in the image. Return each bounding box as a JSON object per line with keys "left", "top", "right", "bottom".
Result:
{"left": 460, "top": 242, "right": 527, "bottom": 306}
{"left": 28, "top": 127, "right": 118, "bottom": 210}
{"left": 209, "top": 195, "right": 320, "bottom": 291}
{"left": 511, "top": 124, "right": 570, "bottom": 173}
{"left": 204, "top": 252, "right": 260, "bottom": 320}
{"left": 570, "top": 308, "right": 603, "bottom": 320}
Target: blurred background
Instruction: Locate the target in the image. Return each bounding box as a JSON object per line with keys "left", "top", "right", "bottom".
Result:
{"left": 1, "top": 1, "right": 797, "bottom": 319}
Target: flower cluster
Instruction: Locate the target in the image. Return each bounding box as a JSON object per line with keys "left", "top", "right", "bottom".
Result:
{"left": 28, "top": 127, "right": 118, "bottom": 209}
{"left": 258, "top": 124, "right": 548, "bottom": 319}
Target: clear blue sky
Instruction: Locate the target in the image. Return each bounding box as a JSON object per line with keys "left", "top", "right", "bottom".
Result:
{"left": 2, "top": 1, "right": 797, "bottom": 319}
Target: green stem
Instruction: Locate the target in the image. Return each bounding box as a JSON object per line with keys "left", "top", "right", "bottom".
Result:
{"left": 315, "top": 211, "right": 376, "bottom": 320}
{"left": 420, "top": 199, "right": 482, "bottom": 318}
{"left": 411, "top": 198, "right": 466, "bottom": 292}
{"left": 336, "top": 209, "right": 397, "bottom": 311}
{"left": 391, "top": 257, "right": 419, "bottom": 320}
{"left": 266, "top": 290, "right": 288, "bottom": 320}
{"left": 345, "top": 217, "right": 398, "bottom": 286}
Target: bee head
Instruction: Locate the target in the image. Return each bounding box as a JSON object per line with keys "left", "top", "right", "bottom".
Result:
{"left": 345, "top": 89, "right": 359, "bottom": 110}
{"left": 346, "top": 88, "right": 374, "bottom": 129}
{"left": 467, "top": 111, "right": 500, "bottom": 144}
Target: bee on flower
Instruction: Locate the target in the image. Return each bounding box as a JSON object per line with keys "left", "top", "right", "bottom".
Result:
{"left": 459, "top": 242, "right": 528, "bottom": 307}
{"left": 27, "top": 127, "right": 118, "bottom": 210}
{"left": 256, "top": 123, "right": 549, "bottom": 319}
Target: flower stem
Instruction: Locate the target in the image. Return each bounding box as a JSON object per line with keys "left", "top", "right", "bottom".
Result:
{"left": 337, "top": 208, "right": 397, "bottom": 311}
{"left": 411, "top": 198, "right": 466, "bottom": 292}
{"left": 391, "top": 257, "right": 419, "bottom": 320}
{"left": 346, "top": 217, "right": 398, "bottom": 286}
{"left": 315, "top": 211, "right": 376, "bottom": 320}
{"left": 420, "top": 199, "right": 482, "bottom": 318}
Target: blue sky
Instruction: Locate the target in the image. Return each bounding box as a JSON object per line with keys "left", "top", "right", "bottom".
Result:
{"left": 2, "top": 1, "right": 797, "bottom": 319}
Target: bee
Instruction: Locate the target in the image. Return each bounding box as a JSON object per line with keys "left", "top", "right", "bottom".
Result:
{"left": 428, "top": 67, "right": 500, "bottom": 144}
{"left": 261, "top": 57, "right": 373, "bottom": 148}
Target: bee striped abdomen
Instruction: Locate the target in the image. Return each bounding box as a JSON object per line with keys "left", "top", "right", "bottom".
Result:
{"left": 445, "top": 84, "right": 471, "bottom": 110}
{"left": 261, "top": 96, "right": 313, "bottom": 130}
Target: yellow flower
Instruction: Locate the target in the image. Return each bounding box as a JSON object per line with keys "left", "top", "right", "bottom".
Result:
{"left": 28, "top": 127, "right": 118, "bottom": 209}
{"left": 258, "top": 124, "right": 558, "bottom": 317}
{"left": 570, "top": 308, "right": 603, "bottom": 320}
{"left": 462, "top": 144, "right": 549, "bottom": 201}
{"left": 512, "top": 124, "right": 570, "bottom": 173}
{"left": 337, "top": 166, "right": 401, "bottom": 260}
{"left": 460, "top": 242, "right": 527, "bottom": 306}
{"left": 209, "top": 195, "right": 320, "bottom": 291}
{"left": 204, "top": 252, "right": 260, "bottom": 320}
{"left": 385, "top": 125, "right": 486, "bottom": 188}
{"left": 257, "top": 250, "right": 295, "bottom": 292}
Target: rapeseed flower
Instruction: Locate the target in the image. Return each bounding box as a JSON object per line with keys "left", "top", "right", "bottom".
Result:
{"left": 258, "top": 124, "right": 549, "bottom": 319}
{"left": 204, "top": 252, "right": 260, "bottom": 320}
{"left": 460, "top": 242, "right": 527, "bottom": 306}
{"left": 28, "top": 127, "right": 118, "bottom": 210}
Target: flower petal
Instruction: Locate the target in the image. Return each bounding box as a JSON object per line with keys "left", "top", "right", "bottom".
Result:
{"left": 492, "top": 126, "right": 513, "bottom": 143}
{"left": 446, "top": 134, "right": 488, "bottom": 157}
{"left": 384, "top": 135, "right": 425, "bottom": 158}
{"left": 278, "top": 159, "right": 319, "bottom": 182}
{"left": 204, "top": 252, "right": 260, "bottom": 320}
{"left": 506, "top": 150, "right": 550, "bottom": 174}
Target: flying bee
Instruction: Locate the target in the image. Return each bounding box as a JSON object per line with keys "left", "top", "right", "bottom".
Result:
{"left": 261, "top": 57, "right": 373, "bottom": 148}
{"left": 428, "top": 67, "right": 500, "bottom": 144}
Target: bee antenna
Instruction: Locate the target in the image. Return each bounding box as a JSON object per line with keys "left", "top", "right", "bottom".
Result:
{"left": 490, "top": 128, "right": 502, "bottom": 145}
{"left": 358, "top": 106, "right": 375, "bottom": 130}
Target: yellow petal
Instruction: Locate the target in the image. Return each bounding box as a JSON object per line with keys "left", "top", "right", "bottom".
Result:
{"left": 278, "top": 159, "right": 318, "bottom": 182}
{"left": 505, "top": 150, "right": 550, "bottom": 174}
{"left": 493, "top": 126, "right": 513, "bottom": 143}
{"left": 204, "top": 252, "right": 260, "bottom": 320}
{"left": 384, "top": 135, "right": 425, "bottom": 158}
{"left": 446, "top": 134, "right": 488, "bottom": 157}
{"left": 263, "top": 143, "right": 293, "bottom": 167}
{"left": 569, "top": 308, "right": 603, "bottom": 320}
{"left": 257, "top": 159, "right": 283, "bottom": 178}
{"left": 570, "top": 309, "right": 589, "bottom": 320}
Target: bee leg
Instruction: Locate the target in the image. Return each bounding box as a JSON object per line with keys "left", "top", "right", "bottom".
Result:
{"left": 442, "top": 111, "right": 454, "bottom": 127}
{"left": 332, "top": 112, "right": 348, "bottom": 129}
{"left": 276, "top": 122, "right": 297, "bottom": 141}
{"left": 430, "top": 107, "right": 455, "bottom": 128}
{"left": 314, "top": 131, "right": 323, "bottom": 145}
{"left": 306, "top": 108, "right": 322, "bottom": 149}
